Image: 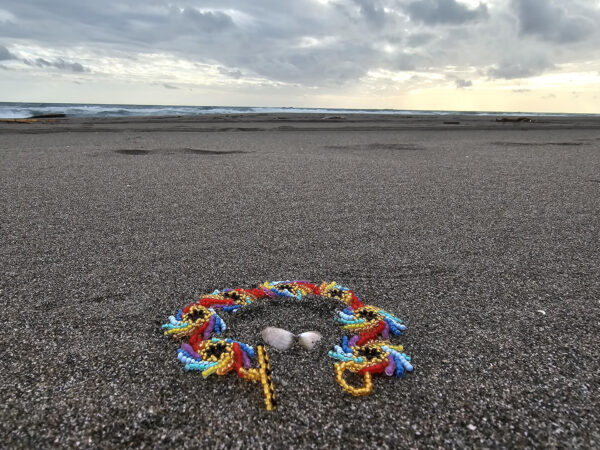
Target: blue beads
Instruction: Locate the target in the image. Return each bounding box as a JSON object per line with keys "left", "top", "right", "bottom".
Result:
{"left": 337, "top": 311, "right": 355, "bottom": 321}
{"left": 341, "top": 336, "right": 352, "bottom": 354}
{"left": 222, "top": 305, "right": 241, "bottom": 312}
{"left": 213, "top": 315, "right": 226, "bottom": 334}
{"left": 177, "top": 349, "right": 204, "bottom": 365}
{"left": 378, "top": 309, "right": 400, "bottom": 321}
{"left": 335, "top": 316, "right": 365, "bottom": 325}
{"left": 333, "top": 345, "right": 351, "bottom": 357}
{"left": 185, "top": 362, "right": 217, "bottom": 371}
{"left": 385, "top": 318, "right": 404, "bottom": 336}
{"left": 328, "top": 351, "right": 354, "bottom": 362}
{"left": 394, "top": 360, "right": 405, "bottom": 377}
{"left": 398, "top": 355, "right": 413, "bottom": 372}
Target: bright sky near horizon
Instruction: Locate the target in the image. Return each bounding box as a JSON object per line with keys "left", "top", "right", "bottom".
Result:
{"left": 0, "top": 0, "right": 599, "bottom": 113}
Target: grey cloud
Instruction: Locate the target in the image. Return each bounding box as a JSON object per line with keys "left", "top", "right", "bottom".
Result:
{"left": 25, "top": 57, "right": 87, "bottom": 72}
{"left": 406, "top": 32, "right": 436, "bottom": 48}
{"left": 0, "top": 0, "right": 597, "bottom": 87}
{"left": 488, "top": 54, "right": 554, "bottom": 79}
{"left": 387, "top": 53, "right": 420, "bottom": 71}
{"left": 218, "top": 67, "right": 243, "bottom": 79}
{"left": 455, "top": 79, "right": 472, "bottom": 88}
{"left": 512, "top": 0, "right": 597, "bottom": 43}
{"left": 404, "top": 0, "right": 489, "bottom": 25}
{"left": 178, "top": 7, "right": 234, "bottom": 32}
{"left": 246, "top": 41, "right": 379, "bottom": 85}
{"left": 0, "top": 44, "right": 15, "bottom": 60}
{"left": 163, "top": 83, "right": 178, "bottom": 89}
{"left": 351, "top": 0, "right": 389, "bottom": 27}
{"left": 0, "top": 1, "right": 379, "bottom": 84}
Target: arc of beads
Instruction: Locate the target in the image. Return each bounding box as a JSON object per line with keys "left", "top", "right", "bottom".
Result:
{"left": 162, "top": 281, "right": 413, "bottom": 410}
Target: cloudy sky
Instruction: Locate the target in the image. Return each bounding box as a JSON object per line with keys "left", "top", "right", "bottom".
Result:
{"left": 1, "top": 0, "right": 599, "bottom": 112}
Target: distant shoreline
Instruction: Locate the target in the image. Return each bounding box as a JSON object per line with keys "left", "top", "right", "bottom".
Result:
{"left": 1, "top": 101, "right": 597, "bottom": 120}
{"left": 2, "top": 112, "right": 600, "bottom": 133}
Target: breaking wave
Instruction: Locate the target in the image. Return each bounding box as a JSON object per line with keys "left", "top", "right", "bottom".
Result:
{"left": 0, "top": 102, "right": 589, "bottom": 119}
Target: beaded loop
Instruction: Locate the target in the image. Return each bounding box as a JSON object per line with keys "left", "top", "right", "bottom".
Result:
{"left": 335, "top": 362, "right": 374, "bottom": 397}
{"left": 162, "top": 280, "right": 413, "bottom": 409}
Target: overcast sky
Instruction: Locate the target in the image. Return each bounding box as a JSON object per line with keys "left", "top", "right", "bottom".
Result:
{"left": 1, "top": 0, "right": 599, "bottom": 112}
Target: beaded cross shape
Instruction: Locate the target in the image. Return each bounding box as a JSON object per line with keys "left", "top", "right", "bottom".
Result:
{"left": 162, "top": 281, "right": 413, "bottom": 410}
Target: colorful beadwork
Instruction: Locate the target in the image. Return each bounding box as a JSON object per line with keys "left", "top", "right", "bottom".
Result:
{"left": 162, "top": 281, "right": 413, "bottom": 409}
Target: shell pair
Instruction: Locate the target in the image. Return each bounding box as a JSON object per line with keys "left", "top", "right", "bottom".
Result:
{"left": 260, "top": 327, "right": 322, "bottom": 351}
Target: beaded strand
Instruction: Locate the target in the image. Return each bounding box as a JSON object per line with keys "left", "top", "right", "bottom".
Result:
{"left": 162, "top": 280, "right": 413, "bottom": 409}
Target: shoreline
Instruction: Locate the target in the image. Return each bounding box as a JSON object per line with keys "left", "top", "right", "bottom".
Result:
{"left": 3, "top": 101, "right": 598, "bottom": 119}
{"left": 2, "top": 112, "right": 600, "bottom": 133}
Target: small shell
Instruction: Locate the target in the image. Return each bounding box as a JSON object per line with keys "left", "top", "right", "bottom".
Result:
{"left": 261, "top": 327, "right": 295, "bottom": 351}
{"left": 298, "top": 331, "right": 322, "bottom": 350}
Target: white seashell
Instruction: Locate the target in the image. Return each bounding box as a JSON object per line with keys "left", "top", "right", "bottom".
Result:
{"left": 298, "top": 331, "right": 322, "bottom": 350}
{"left": 261, "top": 327, "right": 295, "bottom": 351}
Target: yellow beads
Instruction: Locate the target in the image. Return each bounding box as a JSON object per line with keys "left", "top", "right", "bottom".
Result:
{"left": 216, "top": 357, "right": 235, "bottom": 376}
{"left": 201, "top": 364, "right": 219, "bottom": 378}
{"left": 331, "top": 341, "right": 395, "bottom": 396}
{"left": 334, "top": 361, "right": 374, "bottom": 397}
{"left": 257, "top": 345, "right": 276, "bottom": 410}
{"left": 239, "top": 368, "right": 260, "bottom": 382}
{"left": 343, "top": 323, "right": 366, "bottom": 330}
{"left": 163, "top": 324, "right": 191, "bottom": 337}
{"left": 319, "top": 281, "right": 355, "bottom": 305}
{"left": 387, "top": 344, "right": 404, "bottom": 352}
{"left": 198, "top": 341, "right": 234, "bottom": 378}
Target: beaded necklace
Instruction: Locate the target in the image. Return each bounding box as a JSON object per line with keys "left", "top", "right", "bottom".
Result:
{"left": 162, "top": 281, "right": 413, "bottom": 410}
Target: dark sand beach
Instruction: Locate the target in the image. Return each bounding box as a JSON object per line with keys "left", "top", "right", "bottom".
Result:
{"left": 1, "top": 114, "right": 599, "bottom": 448}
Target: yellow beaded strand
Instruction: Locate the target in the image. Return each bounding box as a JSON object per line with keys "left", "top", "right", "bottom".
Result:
{"left": 256, "top": 345, "right": 276, "bottom": 411}
{"left": 334, "top": 361, "right": 374, "bottom": 396}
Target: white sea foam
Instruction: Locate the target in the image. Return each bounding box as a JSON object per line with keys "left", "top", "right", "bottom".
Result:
{"left": 0, "top": 102, "right": 591, "bottom": 119}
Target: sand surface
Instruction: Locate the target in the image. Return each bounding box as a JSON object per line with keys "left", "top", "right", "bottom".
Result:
{"left": 1, "top": 114, "right": 599, "bottom": 448}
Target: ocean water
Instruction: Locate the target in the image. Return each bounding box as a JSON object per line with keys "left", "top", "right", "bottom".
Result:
{"left": 0, "top": 102, "right": 587, "bottom": 119}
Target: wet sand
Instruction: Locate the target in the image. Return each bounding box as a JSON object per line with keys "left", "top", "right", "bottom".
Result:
{"left": 1, "top": 114, "right": 599, "bottom": 448}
